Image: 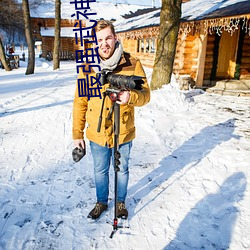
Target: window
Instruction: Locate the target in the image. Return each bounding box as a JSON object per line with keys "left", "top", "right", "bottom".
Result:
{"left": 137, "top": 38, "right": 156, "bottom": 54}
{"left": 150, "top": 38, "right": 155, "bottom": 53}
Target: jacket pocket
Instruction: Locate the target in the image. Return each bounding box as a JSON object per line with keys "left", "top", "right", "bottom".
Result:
{"left": 120, "top": 107, "right": 134, "bottom": 134}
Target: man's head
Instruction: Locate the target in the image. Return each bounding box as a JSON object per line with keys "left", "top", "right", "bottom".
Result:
{"left": 94, "top": 20, "right": 117, "bottom": 60}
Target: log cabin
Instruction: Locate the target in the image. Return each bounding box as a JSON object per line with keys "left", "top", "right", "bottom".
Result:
{"left": 114, "top": 0, "right": 250, "bottom": 94}
{"left": 30, "top": 1, "right": 151, "bottom": 61}
{"left": 31, "top": 18, "right": 79, "bottom": 60}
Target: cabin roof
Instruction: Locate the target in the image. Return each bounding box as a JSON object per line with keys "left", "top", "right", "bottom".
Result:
{"left": 40, "top": 27, "right": 88, "bottom": 38}
{"left": 115, "top": 0, "right": 250, "bottom": 33}
{"left": 182, "top": 0, "right": 250, "bottom": 21}
{"left": 30, "top": 0, "right": 151, "bottom": 21}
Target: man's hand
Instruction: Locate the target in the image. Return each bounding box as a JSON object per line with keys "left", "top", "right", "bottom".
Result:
{"left": 73, "top": 139, "right": 86, "bottom": 162}
{"left": 74, "top": 139, "right": 85, "bottom": 149}
{"left": 116, "top": 90, "right": 130, "bottom": 105}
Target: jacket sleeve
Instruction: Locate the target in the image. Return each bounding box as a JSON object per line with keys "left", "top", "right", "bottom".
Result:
{"left": 72, "top": 69, "right": 88, "bottom": 140}
{"left": 128, "top": 59, "right": 150, "bottom": 107}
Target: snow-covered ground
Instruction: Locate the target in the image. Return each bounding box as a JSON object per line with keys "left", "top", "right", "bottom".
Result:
{"left": 0, "top": 49, "right": 250, "bottom": 250}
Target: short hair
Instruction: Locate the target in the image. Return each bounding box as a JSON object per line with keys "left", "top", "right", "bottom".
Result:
{"left": 94, "top": 20, "right": 116, "bottom": 36}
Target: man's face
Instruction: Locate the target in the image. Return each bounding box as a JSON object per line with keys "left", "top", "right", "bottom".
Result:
{"left": 96, "top": 27, "right": 117, "bottom": 60}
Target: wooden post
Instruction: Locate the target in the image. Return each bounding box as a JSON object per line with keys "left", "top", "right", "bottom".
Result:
{"left": 195, "top": 32, "right": 207, "bottom": 88}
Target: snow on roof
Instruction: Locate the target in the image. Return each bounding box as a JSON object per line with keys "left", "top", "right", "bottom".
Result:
{"left": 40, "top": 27, "right": 87, "bottom": 38}
{"left": 30, "top": 0, "right": 151, "bottom": 21}
{"left": 182, "top": 0, "right": 250, "bottom": 21}
{"left": 114, "top": 0, "right": 250, "bottom": 33}
{"left": 114, "top": 9, "right": 160, "bottom": 33}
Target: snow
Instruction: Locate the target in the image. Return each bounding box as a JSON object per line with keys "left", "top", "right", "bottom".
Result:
{"left": 0, "top": 48, "right": 250, "bottom": 249}
{"left": 114, "top": 0, "right": 250, "bottom": 32}
{"left": 40, "top": 27, "right": 79, "bottom": 38}
{"left": 96, "top": 0, "right": 161, "bottom": 7}
{"left": 182, "top": 0, "right": 249, "bottom": 21}
{"left": 30, "top": 1, "right": 151, "bottom": 21}
{"left": 114, "top": 9, "right": 160, "bottom": 33}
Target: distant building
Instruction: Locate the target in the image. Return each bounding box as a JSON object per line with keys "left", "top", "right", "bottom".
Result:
{"left": 30, "top": 1, "right": 151, "bottom": 61}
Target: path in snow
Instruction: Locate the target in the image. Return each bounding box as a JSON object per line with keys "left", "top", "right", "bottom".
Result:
{"left": 0, "top": 60, "right": 250, "bottom": 249}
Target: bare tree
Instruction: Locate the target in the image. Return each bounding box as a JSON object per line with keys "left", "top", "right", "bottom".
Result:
{"left": 151, "top": 0, "right": 182, "bottom": 90}
{"left": 53, "top": 0, "right": 61, "bottom": 70}
{"left": 0, "top": 37, "right": 11, "bottom": 71}
{"left": 29, "top": 0, "right": 47, "bottom": 8}
{"left": 22, "top": 0, "right": 35, "bottom": 75}
{"left": 0, "top": 0, "right": 24, "bottom": 37}
{"left": 0, "top": 0, "right": 23, "bottom": 71}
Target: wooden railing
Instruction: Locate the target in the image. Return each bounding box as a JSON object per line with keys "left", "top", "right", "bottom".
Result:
{"left": 46, "top": 51, "right": 75, "bottom": 61}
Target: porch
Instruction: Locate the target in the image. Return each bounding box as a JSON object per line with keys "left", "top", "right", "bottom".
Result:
{"left": 205, "top": 79, "right": 250, "bottom": 97}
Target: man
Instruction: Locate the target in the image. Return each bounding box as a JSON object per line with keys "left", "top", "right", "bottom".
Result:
{"left": 72, "top": 20, "right": 150, "bottom": 220}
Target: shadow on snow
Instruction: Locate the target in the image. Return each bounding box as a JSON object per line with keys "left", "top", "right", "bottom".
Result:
{"left": 164, "top": 172, "right": 247, "bottom": 249}
{"left": 128, "top": 118, "right": 239, "bottom": 213}
{"left": 0, "top": 100, "right": 73, "bottom": 117}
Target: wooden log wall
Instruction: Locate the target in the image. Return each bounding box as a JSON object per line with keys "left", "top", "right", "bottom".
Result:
{"left": 203, "top": 30, "right": 250, "bottom": 82}
{"left": 32, "top": 18, "right": 77, "bottom": 29}
{"left": 41, "top": 37, "right": 53, "bottom": 58}
{"left": 183, "top": 35, "right": 198, "bottom": 79}
{"left": 121, "top": 39, "right": 137, "bottom": 54}
{"left": 34, "top": 16, "right": 250, "bottom": 83}
{"left": 134, "top": 53, "right": 155, "bottom": 68}
{"left": 173, "top": 34, "right": 185, "bottom": 75}
{"left": 41, "top": 37, "right": 83, "bottom": 58}
{"left": 120, "top": 30, "right": 200, "bottom": 76}
{"left": 203, "top": 34, "right": 215, "bottom": 82}
{"left": 120, "top": 38, "right": 156, "bottom": 68}
{"left": 173, "top": 34, "right": 199, "bottom": 80}
{"left": 240, "top": 35, "right": 250, "bottom": 79}
{"left": 32, "top": 17, "right": 85, "bottom": 59}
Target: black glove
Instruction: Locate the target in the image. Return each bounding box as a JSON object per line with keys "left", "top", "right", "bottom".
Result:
{"left": 72, "top": 146, "right": 86, "bottom": 162}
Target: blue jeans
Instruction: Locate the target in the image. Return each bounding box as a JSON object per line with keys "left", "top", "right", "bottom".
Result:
{"left": 90, "top": 141, "right": 132, "bottom": 205}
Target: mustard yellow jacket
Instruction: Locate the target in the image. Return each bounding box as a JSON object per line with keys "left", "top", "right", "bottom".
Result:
{"left": 72, "top": 52, "right": 150, "bottom": 148}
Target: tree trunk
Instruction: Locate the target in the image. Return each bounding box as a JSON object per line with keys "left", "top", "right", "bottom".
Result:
{"left": 53, "top": 0, "right": 61, "bottom": 70}
{"left": 151, "top": 0, "right": 182, "bottom": 90}
{"left": 22, "top": 0, "right": 35, "bottom": 75}
{"left": 0, "top": 37, "right": 11, "bottom": 71}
